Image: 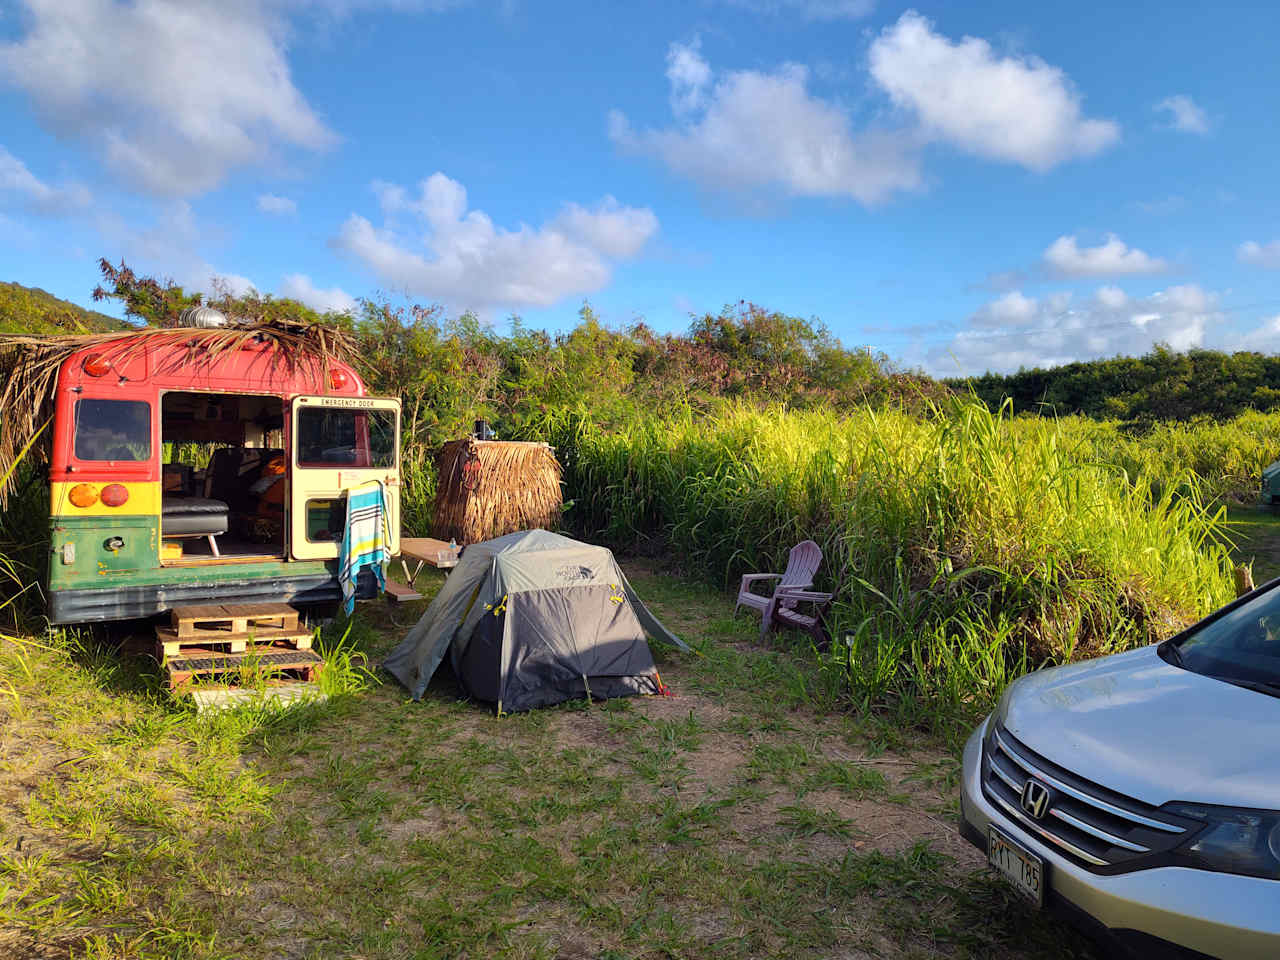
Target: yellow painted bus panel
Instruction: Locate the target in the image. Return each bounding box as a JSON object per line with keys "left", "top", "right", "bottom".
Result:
{"left": 50, "top": 481, "right": 162, "bottom": 517}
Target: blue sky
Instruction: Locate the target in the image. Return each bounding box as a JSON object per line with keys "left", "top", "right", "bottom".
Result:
{"left": 2, "top": 0, "right": 1279, "bottom": 375}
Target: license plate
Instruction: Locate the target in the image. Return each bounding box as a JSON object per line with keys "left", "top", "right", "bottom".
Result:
{"left": 988, "top": 825, "right": 1044, "bottom": 907}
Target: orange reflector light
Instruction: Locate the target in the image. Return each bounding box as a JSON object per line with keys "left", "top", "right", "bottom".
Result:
{"left": 329, "top": 368, "right": 350, "bottom": 390}
{"left": 100, "top": 483, "right": 129, "bottom": 507}
{"left": 82, "top": 354, "right": 112, "bottom": 377}
{"left": 68, "top": 483, "right": 99, "bottom": 508}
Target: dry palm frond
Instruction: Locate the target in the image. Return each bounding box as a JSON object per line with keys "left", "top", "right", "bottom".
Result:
{"left": 0, "top": 319, "right": 361, "bottom": 505}
{"left": 433, "top": 439, "right": 562, "bottom": 544}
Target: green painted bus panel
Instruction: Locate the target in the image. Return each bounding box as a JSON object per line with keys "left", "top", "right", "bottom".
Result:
{"left": 48, "top": 516, "right": 158, "bottom": 589}
{"left": 48, "top": 516, "right": 333, "bottom": 590}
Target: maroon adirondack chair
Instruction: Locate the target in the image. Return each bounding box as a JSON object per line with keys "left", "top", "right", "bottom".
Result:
{"left": 734, "top": 540, "right": 823, "bottom": 635}
{"left": 765, "top": 588, "right": 835, "bottom": 649}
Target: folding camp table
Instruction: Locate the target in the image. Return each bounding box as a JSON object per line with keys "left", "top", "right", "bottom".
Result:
{"left": 386, "top": 537, "right": 459, "bottom": 602}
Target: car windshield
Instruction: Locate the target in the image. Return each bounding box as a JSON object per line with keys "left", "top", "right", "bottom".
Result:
{"left": 1172, "top": 586, "right": 1280, "bottom": 687}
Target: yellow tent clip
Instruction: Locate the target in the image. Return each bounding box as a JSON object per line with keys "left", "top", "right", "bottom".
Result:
{"left": 608, "top": 583, "right": 625, "bottom": 604}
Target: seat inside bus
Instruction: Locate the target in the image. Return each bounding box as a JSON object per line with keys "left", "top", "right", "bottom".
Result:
{"left": 160, "top": 392, "right": 286, "bottom": 560}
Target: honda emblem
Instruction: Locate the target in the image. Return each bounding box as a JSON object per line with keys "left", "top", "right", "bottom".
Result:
{"left": 1020, "top": 779, "right": 1052, "bottom": 820}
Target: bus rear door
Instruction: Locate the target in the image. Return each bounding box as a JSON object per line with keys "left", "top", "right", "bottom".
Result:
{"left": 289, "top": 396, "right": 401, "bottom": 561}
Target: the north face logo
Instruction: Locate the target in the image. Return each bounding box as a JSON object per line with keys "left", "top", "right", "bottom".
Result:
{"left": 555, "top": 564, "right": 593, "bottom": 582}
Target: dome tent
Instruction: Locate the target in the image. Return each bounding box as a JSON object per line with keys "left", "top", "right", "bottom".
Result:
{"left": 383, "top": 530, "right": 688, "bottom": 713}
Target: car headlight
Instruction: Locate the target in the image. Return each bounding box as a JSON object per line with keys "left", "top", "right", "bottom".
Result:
{"left": 991, "top": 678, "right": 1019, "bottom": 730}
{"left": 1164, "top": 802, "right": 1280, "bottom": 880}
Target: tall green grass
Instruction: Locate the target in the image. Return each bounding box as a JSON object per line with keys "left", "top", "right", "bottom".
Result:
{"left": 0, "top": 428, "right": 52, "bottom": 631}
{"left": 1098, "top": 409, "right": 1280, "bottom": 502}
{"left": 541, "top": 398, "right": 1237, "bottom": 731}
{"left": 399, "top": 443, "right": 437, "bottom": 537}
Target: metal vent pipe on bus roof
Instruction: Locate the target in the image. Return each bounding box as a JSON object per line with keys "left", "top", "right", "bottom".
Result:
{"left": 178, "top": 306, "right": 229, "bottom": 328}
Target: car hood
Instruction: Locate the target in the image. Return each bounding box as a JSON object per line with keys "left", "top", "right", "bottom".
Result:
{"left": 1003, "top": 645, "right": 1280, "bottom": 809}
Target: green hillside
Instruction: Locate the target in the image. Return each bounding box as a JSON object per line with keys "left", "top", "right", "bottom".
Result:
{"left": 948, "top": 346, "right": 1280, "bottom": 422}
{"left": 0, "top": 280, "right": 131, "bottom": 335}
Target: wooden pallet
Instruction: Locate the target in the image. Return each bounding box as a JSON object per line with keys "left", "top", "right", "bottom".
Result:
{"left": 171, "top": 602, "right": 299, "bottom": 638}
{"left": 155, "top": 624, "right": 313, "bottom": 658}
{"left": 164, "top": 647, "right": 324, "bottom": 691}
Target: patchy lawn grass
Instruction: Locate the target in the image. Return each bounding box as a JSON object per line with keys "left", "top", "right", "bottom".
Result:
{"left": 0, "top": 565, "right": 1099, "bottom": 960}
{"left": 1227, "top": 504, "right": 1280, "bottom": 584}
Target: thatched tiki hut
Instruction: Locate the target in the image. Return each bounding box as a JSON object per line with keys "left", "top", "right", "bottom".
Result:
{"left": 432, "top": 439, "right": 562, "bottom": 544}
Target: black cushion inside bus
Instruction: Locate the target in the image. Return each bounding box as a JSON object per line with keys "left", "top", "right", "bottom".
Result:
{"left": 161, "top": 497, "right": 229, "bottom": 536}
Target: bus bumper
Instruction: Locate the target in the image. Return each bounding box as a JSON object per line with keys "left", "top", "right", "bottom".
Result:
{"left": 47, "top": 569, "right": 377, "bottom": 624}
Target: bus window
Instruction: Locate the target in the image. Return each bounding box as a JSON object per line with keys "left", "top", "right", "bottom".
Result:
{"left": 296, "top": 408, "right": 396, "bottom": 468}
{"left": 74, "top": 399, "right": 152, "bottom": 461}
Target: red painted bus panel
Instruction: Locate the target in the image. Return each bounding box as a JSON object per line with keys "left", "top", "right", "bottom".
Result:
{"left": 50, "top": 333, "right": 365, "bottom": 481}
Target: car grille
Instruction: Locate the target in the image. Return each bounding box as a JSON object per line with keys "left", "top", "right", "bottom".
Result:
{"left": 982, "top": 721, "right": 1193, "bottom": 871}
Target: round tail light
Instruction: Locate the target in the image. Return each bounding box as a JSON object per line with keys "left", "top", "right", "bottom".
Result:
{"left": 68, "top": 483, "right": 99, "bottom": 508}
{"left": 83, "top": 354, "right": 112, "bottom": 377}
{"left": 329, "top": 368, "right": 350, "bottom": 390}
{"left": 100, "top": 483, "right": 129, "bottom": 507}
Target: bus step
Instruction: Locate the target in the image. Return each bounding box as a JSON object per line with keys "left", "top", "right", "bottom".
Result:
{"left": 155, "top": 624, "right": 313, "bottom": 658}
{"left": 171, "top": 602, "right": 300, "bottom": 638}
{"left": 163, "top": 647, "right": 323, "bottom": 691}
{"left": 384, "top": 581, "right": 423, "bottom": 602}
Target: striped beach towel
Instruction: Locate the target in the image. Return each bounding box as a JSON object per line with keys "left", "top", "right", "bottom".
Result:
{"left": 339, "top": 480, "right": 389, "bottom": 615}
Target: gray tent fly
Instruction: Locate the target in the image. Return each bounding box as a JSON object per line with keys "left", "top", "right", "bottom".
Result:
{"left": 382, "top": 530, "right": 689, "bottom": 713}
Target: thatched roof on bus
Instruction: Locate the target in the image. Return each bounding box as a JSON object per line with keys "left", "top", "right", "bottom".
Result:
{"left": 0, "top": 318, "right": 360, "bottom": 505}
{"left": 432, "top": 439, "right": 562, "bottom": 544}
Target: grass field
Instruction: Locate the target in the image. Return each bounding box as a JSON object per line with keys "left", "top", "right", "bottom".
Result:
{"left": 1227, "top": 504, "right": 1280, "bottom": 584}
{"left": 13, "top": 396, "right": 1280, "bottom": 958}
{"left": 0, "top": 565, "right": 1100, "bottom": 960}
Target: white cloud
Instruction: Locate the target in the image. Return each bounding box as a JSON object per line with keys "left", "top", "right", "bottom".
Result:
{"left": 1043, "top": 234, "right": 1168, "bottom": 277}
{"left": 0, "top": 0, "right": 337, "bottom": 196}
{"left": 257, "top": 193, "right": 297, "bottom": 215}
{"left": 1231, "top": 315, "right": 1280, "bottom": 354}
{"left": 666, "top": 38, "right": 713, "bottom": 116}
{"left": 1239, "top": 240, "right": 1280, "bottom": 270}
{"left": 609, "top": 42, "right": 923, "bottom": 205}
{"left": 614, "top": 17, "right": 1116, "bottom": 205}
{"left": 207, "top": 271, "right": 258, "bottom": 298}
{"left": 969, "top": 290, "right": 1041, "bottom": 329}
{"left": 868, "top": 11, "right": 1119, "bottom": 171}
{"left": 0, "top": 145, "right": 90, "bottom": 214}
{"left": 94, "top": 200, "right": 258, "bottom": 299}
{"left": 716, "top": 0, "right": 875, "bottom": 21}
{"left": 280, "top": 273, "right": 357, "bottom": 314}
{"left": 552, "top": 200, "right": 659, "bottom": 260}
{"left": 310, "top": 0, "right": 463, "bottom": 13}
{"left": 1154, "top": 95, "right": 1210, "bottom": 135}
{"left": 929, "top": 284, "right": 1220, "bottom": 375}
{"left": 371, "top": 179, "right": 408, "bottom": 215}
{"left": 334, "top": 172, "right": 659, "bottom": 312}
{"left": 1094, "top": 284, "right": 1128, "bottom": 310}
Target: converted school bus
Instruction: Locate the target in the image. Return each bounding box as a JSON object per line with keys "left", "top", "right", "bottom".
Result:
{"left": 46, "top": 329, "right": 400, "bottom": 623}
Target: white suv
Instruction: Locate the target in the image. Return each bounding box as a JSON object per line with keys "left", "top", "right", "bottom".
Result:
{"left": 959, "top": 582, "right": 1280, "bottom": 959}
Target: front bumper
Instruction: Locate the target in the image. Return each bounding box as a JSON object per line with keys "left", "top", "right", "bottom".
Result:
{"left": 960, "top": 717, "right": 1280, "bottom": 960}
